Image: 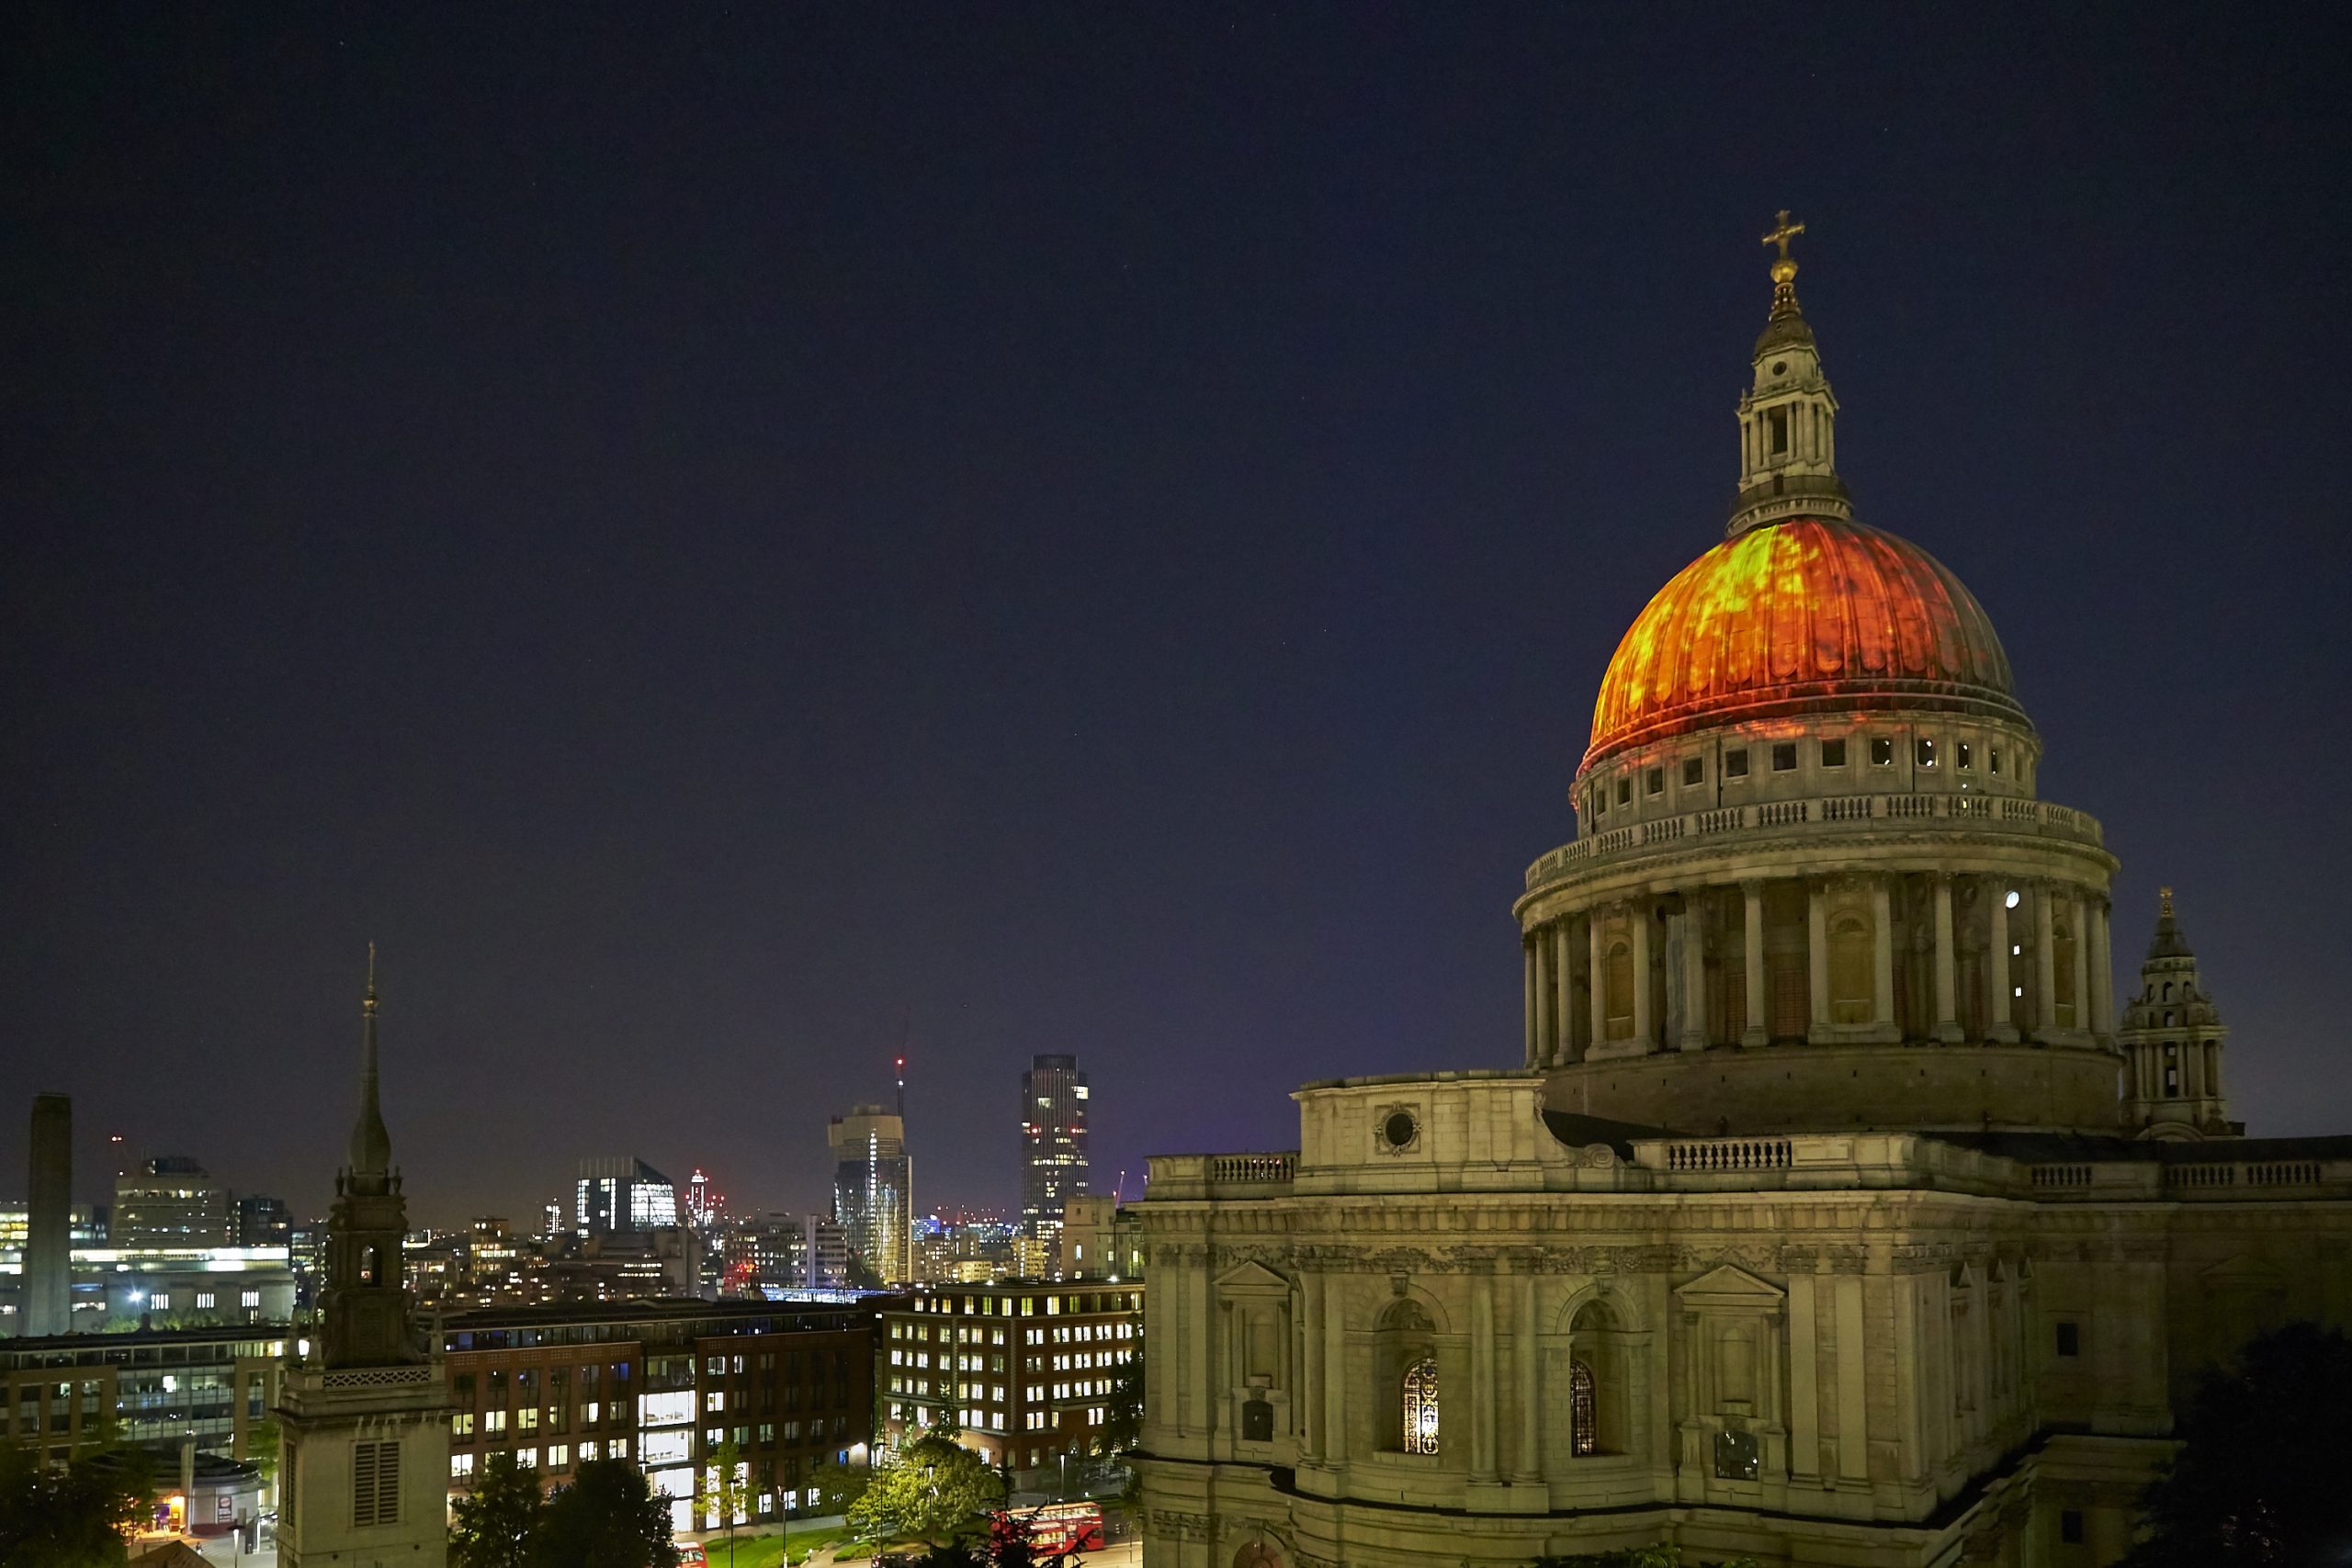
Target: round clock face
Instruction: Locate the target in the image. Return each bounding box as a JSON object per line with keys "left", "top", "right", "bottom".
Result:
{"left": 1383, "top": 1111, "right": 1418, "bottom": 1150}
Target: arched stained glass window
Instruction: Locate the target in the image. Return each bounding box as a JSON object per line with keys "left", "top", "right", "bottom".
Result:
{"left": 1401, "top": 1356, "right": 1439, "bottom": 1455}
{"left": 1569, "top": 1359, "right": 1597, "bottom": 1457}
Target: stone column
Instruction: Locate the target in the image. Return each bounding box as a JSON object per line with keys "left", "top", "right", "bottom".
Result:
{"left": 1588, "top": 911, "right": 1608, "bottom": 1049}
{"left": 1553, "top": 922, "right": 1575, "bottom": 1066}
{"left": 1522, "top": 938, "right": 1538, "bottom": 1067}
{"left": 1986, "top": 879, "right": 2018, "bottom": 1043}
{"left": 1472, "top": 1273, "right": 1498, "bottom": 1481}
{"left": 1511, "top": 1271, "right": 1540, "bottom": 1483}
{"left": 2089, "top": 900, "right": 2115, "bottom": 1039}
{"left": 1322, "top": 1277, "right": 1348, "bottom": 1466}
{"left": 1806, "top": 881, "right": 1831, "bottom": 1042}
{"left": 2070, "top": 894, "right": 2092, "bottom": 1037}
{"left": 1870, "top": 876, "right": 1896, "bottom": 1033}
{"left": 1932, "top": 875, "right": 1962, "bottom": 1043}
{"left": 1534, "top": 933, "right": 1555, "bottom": 1066}
{"left": 1741, "top": 880, "right": 1769, "bottom": 1047}
{"left": 1679, "top": 896, "right": 1708, "bottom": 1052}
{"left": 1631, "top": 900, "right": 1654, "bottom": 1049}
{"left": 2034, "top": 884, "right": 2059, "bottom": 1040}
{"left": 1300, "top": 1274, "right": 1325, "bottom": 1462}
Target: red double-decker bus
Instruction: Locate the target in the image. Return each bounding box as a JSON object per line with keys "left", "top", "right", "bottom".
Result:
{"left": 1002, "top": 1501, "right": 1104, "bottom": 1555}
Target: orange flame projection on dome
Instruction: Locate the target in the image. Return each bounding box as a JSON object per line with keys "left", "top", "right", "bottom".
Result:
{"left": 1582, "top": 517, "right": 2027, "bottom": 773}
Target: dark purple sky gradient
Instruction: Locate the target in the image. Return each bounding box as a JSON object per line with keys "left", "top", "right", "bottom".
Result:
{"left": 5, "top": 6, "right": 2348, "bottom": 1227}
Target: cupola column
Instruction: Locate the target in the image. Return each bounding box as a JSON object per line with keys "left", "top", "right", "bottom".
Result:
{"left": 1740, "top": 881, "right": 1769, "bottom": 1047}
{"left": 2089, "top": 900, "right": 2115, "bottom": 1038}
{"left": 1631, "top": 903, "right": 1655, "bottom": 1050}
{"left": 1679, "top": 896, "right": 1709, "bottom": 1053}
{"left": 1932, "top": 875, "right": 1963, "bottom": 1043}
{"left": 1589, "top": 914, "right": 1608, "bottom": 1052}
{"left": 1806, "top": 882, "right": 1831, "bottom": 1043}
{"left": 2034, "top": 885, "right": 2060, "bottom": 1041}
{"left": 1871, "top": 878, "right": 1897, "bottom": 1035}
{"left": 1511, "top": 1270, "right": 1540, "bottom": 1483}
{"left": 2069, "top": 894, "right": 2092, "bottom": 1039}
{"left": 1986, "top": 879, "right": 2018, "bottom": 1043}
{"left": 1522, "top": 939, "right": 1539, "bottom": 1067}
{"left": 1554, "top": 922, "right": 1575, "bottom": 1066}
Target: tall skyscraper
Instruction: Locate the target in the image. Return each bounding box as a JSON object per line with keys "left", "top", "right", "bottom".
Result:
{"left": 572, "top": 1157, "right": 679, "bottom": 1235}
{"left": 24, "top": 1093, "right": 71, "bottom": 1337}
{"left": 828, "top": 1105, "right": 911, "bottom": 1284}
{"left": 1020, "top": 1054, "right": 1089, "bottom": 1247}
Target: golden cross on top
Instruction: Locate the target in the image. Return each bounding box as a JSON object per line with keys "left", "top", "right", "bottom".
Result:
{"left": 1763, "top": 209, "right": 1805, "bottom": 261}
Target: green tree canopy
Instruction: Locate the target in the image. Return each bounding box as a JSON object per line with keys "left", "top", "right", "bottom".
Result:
{"left": 1101, "top": 1356, "right": 1142, "bottom": 1456}
{"left": 2121, "top": 1320, "right": 2352, "bottom": 1566}
{"left": 846, "top": 1435, "right": 1005, "bottom": 1547}
{"left": 451, "top": 1450, "right": 545, "bottom": 1568}
{"left": 0, "top": 1443, "right": 153, "bottom": 1568}
{"left": 530, "top": 1458, "right": 680, "bottom": 1568}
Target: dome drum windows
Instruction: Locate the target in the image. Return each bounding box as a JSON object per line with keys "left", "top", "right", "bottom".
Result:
{"left": 1819, "top": 738, "right": 1846, "bottom": 768}
{"left": 1645, "top": 767, "right": 1664, "bottom": 796}
{"left": 1682, "top": 757, "right": 1704, "bottom": 787}
{"left": 1770, "top": 743, "right": 1797, "bottom": 773}
{"left": 1724, "top": 748, "right": 1750, "bottom": 779}
{"left": 1871, "top": 738, "right": 1894, "bottom": 766}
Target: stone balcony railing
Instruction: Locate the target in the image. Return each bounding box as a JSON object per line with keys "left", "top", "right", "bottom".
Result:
{"left": 1524, "top": 791, "right": 2106, "bottom": 893}
{"left": 1144, "top": 1152, "right": 1300, "bottom": 1201}
{"left": 1146, "top": 1133, "right": 2352, "bottom": 1206}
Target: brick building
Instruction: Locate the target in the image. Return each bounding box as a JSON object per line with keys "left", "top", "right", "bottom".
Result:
{"left": 440, "top": 1298, "right": 880, "bottom": 1532}
{"left": 880, "top": 1281, "right": 1141, "bottom": 1484}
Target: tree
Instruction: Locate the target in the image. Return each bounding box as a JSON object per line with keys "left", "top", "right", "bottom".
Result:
{"left": 696, "top": 1438, "right": 752, "bottom": 1565}
{"left": 245, "top": 1416, "right": 283, "bottom": 1499}
{"left": 0, "top": 1442, "right": 153, "bottom": 1568}
{"left": 531, "top": 1458, "right": 680, "bottom": 1568}
{"left": 2120, "top": 1320, "right": 2352, "bottom": 1566}
{"left": 451, "top": 1450, "right": 545, "bottom": 1568}
{"left": 1101, "top": 1355, "right": 1143, "bottom": 1456}
{"left": 809, "top": 1455, "right": 870, "bottom": 1516}
{"left": 845, "top": 1434, "right": 1005, "bottom": 1549}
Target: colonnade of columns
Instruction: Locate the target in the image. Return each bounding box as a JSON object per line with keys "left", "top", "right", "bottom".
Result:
{"left": 1521, "top": 873, "right": 2116, "bottom": 1066}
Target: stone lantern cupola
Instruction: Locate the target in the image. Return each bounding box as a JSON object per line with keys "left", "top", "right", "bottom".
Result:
{"left": 2119, "top": 888, "right": 2241, "bottom": 1139}
{"left": 1728, "top": 211, "right": 1851, "bottom": 537}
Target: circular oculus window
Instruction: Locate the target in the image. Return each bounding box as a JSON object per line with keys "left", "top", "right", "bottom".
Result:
{"left": 1383, "top": 1110, "right": 1419, "bottom": 1150}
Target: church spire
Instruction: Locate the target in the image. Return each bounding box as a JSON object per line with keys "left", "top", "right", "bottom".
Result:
{"left": 1726, "top": 209, "right": 1852, "bottom": 537}
{"left": 345, "top": 942, "right": 394, "bottom": 1192}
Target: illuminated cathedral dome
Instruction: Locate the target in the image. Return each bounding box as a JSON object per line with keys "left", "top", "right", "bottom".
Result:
{"left": 1581, "top": 515, "right": 2027, "bottom": 772}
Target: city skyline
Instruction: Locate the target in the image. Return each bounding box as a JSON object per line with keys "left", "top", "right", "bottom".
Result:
{"left": 6, "top": 7, "right": 2348, "bottom": 1230}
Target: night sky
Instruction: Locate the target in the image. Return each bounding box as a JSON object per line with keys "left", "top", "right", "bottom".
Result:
{"left": 6, "top": 6, "right": 2348, "bottom": 1229}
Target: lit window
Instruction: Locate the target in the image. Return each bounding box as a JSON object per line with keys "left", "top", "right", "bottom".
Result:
{"left": 1724, "top": 748, "right": 1749, "bottom": 778}
{"left": 450, "top": 1452, "right": 474, "bottom": 1478}
{"left": 1870, "top": 737, "right": 1894, "bottom": 766}
{"left": 2005, "top": 890, "right": 2020, "bottom": 909}
{"left": 1770, "top": 742, "right": 1797, "bottom": 773}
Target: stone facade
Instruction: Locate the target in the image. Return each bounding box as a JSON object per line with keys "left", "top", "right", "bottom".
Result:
{"left": 1135, "top": 230, "right": 2352, "bottom": 1567}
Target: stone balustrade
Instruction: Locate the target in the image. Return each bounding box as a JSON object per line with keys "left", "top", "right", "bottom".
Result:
{"left": 1523, "top": 791, "right": 2106, "bottom": 893}
{"left": 1147, "top": 1151, "right": 1300, "bottom": 1201}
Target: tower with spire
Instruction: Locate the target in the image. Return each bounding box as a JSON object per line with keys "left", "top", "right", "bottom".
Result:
{"left": 1726, "top": 210, "right": 1852, "bottom": 536}
{"left": 2118, "top": 889, "right": 2241, "bottom": 1138}
{"left": 276, "top": 950, "right": 449, "bottom": 1568}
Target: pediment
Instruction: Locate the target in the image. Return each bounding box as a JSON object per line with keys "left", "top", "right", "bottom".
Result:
{"left": 1215, "top": 1259, "right": 1292, "bottom": 1295}
{"left": 1674, "top": 1263, "right": 1785, "bottom": 1308}
{"left": 2199, "top": 1254, "right": 2288, "bottom": 1288}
